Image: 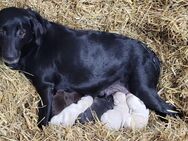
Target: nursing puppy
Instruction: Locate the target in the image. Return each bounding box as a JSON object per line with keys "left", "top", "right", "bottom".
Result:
{"left": 52, "top": 89, "right": 114, "bottom": 119}
{"left": 51, "top": 82, "right": 127, "bottom": 125}
{"left": 51, "top": 89, "right": 114, "bottom": 126}
{"left": 0, "top": 7, "right": 180, "bottom": 128}
{"left": 50, "top": 84, "right": 149, "bottom": 130}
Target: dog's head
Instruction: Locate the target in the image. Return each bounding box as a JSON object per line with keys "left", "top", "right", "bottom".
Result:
{"left": 0, "top": 7, "right": 47, "bottom": 65}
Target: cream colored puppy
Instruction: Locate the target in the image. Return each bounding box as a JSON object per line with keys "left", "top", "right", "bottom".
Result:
{"left": 50, "top": 96, "right": 93, "bottom": 126}
{"left": 50, "top": 91, "right": 149, "bottom": 130}
{"left": 101, "top": 92, "right": 149, "bottom": 130}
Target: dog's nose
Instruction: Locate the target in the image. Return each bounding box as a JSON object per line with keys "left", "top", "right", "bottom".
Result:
{"left": 5, "top": 55, "right": 16, "bottom": 61}
{"left": 3, "top": 55, "right": 19, "bottom": 64}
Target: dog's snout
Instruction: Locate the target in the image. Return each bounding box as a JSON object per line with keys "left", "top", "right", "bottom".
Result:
{"left": 2, "top": 52, "right": 20, "bottom": 64}
{"left": 5, "top": 55, "right": 16, "bottom": 61}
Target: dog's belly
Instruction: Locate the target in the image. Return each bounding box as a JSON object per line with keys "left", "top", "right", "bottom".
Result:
{"left": 66, "top": 66, "right": 126, "bottom": 95}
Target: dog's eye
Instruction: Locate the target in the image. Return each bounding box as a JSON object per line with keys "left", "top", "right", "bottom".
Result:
{"left": 17, "top": 29, "right": 26, "bottom": 38}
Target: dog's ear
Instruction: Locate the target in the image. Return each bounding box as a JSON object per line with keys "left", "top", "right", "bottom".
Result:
{"left": 26, "top": 8, "right": 47, "bottom": 46}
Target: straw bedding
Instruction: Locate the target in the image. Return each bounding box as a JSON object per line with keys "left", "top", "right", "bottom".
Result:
{"left": 0, "top": 0, "right": 187, "bottom": 140}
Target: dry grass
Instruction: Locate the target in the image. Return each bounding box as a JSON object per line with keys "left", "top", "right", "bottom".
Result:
{"left": 0, "top": 0, "right": 188, "bottom": 141}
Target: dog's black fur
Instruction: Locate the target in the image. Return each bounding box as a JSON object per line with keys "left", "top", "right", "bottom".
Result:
{"left": 0, "top": 7, "right": 179, "bottom": 128}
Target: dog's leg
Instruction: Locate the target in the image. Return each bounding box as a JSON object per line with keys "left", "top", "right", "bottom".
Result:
{"left": 37, "top": 87, "right": 53, "bottom": 128}
{"left": 135, "top": 88, "right": 178, "bottom": 116}
{"left": 128, "top": 62, "right": 179, "bottom": 117}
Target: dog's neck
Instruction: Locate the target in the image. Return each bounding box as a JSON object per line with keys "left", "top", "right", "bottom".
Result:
{"left": 18, "top": 40, "right": 39, "bottom": 69}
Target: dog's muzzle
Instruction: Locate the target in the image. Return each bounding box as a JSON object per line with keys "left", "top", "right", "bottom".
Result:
{"left": 3, "top": 57, "right": 19, "bottom": 65}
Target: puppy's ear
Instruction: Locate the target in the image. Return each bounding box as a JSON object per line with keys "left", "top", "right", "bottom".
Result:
{"left": 26, "top": 8, "right": 47, "bottom": 46}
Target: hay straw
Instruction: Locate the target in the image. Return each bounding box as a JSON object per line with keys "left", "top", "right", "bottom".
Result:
{"left": 0, "top": 0, "right": 188, "bottom": 141}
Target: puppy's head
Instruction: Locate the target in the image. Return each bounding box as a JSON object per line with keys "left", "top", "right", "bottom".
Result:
{"left": 0, "top": 7, "right": 47, "bottom": 66}
{"left": 52, "top": 90, "right": 82, "bottom": 116}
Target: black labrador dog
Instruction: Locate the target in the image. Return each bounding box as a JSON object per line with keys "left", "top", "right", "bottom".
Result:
{"left": 0, "top": 7, "right": 179, "bottom": 128}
